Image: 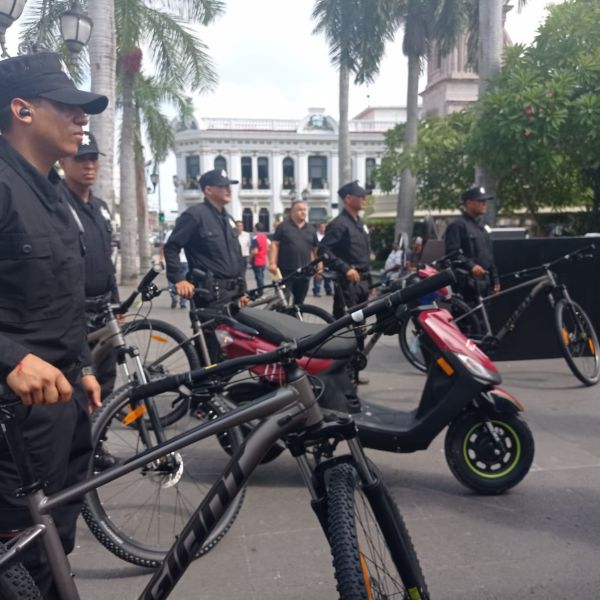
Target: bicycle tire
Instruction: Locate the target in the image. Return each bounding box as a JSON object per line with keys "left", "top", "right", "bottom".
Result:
{"left": 554, "top": 300, "right": 600, "bottom": 386}
{"left": 120, "top": 318, "right": 202, "bottom": 426}
{"left": 326, "top": 463, "right": 429, "bottom": 600}
{"left": 445, "top": 410, "right": 534, "bottom": 494}
{"left": 81, "top": 385, "right": 245, "bottom": 568}
{"left": 398, "top": 296, "right": 482, "bottom": 373}
{"left": 0, "top": 543, "right": 42, "bottom": 600}
{"left": 280, "top": 303, "right": 335, "bottom": 325}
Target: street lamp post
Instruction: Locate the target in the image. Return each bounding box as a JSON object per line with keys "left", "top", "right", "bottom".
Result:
{"left": 0, "top": 0, "right": 93, "bottom": 57}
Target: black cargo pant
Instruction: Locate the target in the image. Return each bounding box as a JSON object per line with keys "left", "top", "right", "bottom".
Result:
{"left": 280, "top": 269, "right": 310, "bottom": 305}
{"left": 0, "top": 378, "right": 92, "bottom": 599}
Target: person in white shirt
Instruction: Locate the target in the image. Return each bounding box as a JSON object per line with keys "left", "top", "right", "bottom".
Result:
{"left": 381, "top": 240, "right": 405, "bottom": 283}
{"left": 312, "top": 222, "right": 333, "bottom": 296}
{"left": 235, "top": 220, "right": 251, "bottom": 271}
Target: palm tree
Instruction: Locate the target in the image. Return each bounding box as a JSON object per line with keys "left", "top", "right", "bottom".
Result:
{"left": 88, "top": 0, "right": 117, "bottom": 212}
{"left": 395, "top": 0, "right": 468, "bottom": 243}
{"left": 312, "top": 0, "right": 398, "bottom": 186}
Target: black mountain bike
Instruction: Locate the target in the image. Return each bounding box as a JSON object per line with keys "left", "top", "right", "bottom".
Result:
{"left": 0, "top": 270, "right": 451, "bottom": 599}
{"left": 402, "top": 246, "right": 600, "bottom": 386}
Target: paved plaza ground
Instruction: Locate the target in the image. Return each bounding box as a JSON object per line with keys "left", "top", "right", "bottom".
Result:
{"left": 69, "top": 272, "right": 600, "bottom": 599}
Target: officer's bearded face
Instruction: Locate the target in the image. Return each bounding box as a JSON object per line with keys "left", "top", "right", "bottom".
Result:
{"left": 346, "top": 194, "right": 366, "bottom": 211}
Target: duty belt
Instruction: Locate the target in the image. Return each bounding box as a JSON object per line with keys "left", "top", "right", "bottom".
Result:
{"left": 215, "top": 278, "right": 243, "bottom": 292}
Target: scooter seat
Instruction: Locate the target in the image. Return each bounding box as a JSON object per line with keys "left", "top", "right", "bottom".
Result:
{"left": 235, "top": 307, "right": 357, "bottom": 358}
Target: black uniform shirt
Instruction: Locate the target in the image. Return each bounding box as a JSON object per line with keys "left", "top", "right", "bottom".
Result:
{"left": 62, "top": 183, "right": 119, "bottom": 301}
{"left": 272, "top": 218, "right": 317, "bottom": 271}
{"left": 164, "top": 199, "right": 243, "bottom": 283}
{"left": 444, "top": 212, "right": 499, "bottom": 284}
{"left": 0, "top": 137, "right": 91, "bottom": 377}
{"left": 320, "top": 209, "right": 371, "bottom": 274}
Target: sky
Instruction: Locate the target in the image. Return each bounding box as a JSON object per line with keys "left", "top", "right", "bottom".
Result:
{"left": 4, "top": 0, "right": 558, "bottom": 216}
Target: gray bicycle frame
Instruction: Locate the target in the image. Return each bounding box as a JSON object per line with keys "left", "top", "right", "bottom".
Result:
{"left": 453, "top": 268, "right": 565, "bottom": 343}
{"left": 0, "top": 369, "right": 375, "bottom": 600}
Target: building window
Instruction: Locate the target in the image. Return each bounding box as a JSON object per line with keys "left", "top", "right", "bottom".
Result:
{"left": 365, "top": 158, "right": 376, "bottom": 193}
{"left": 214, "top": 155, "right": 227, "bottom": 172}
{"left": 241, "top": 156, "right": 253, "bottom": 189}
{"left": 257, "top": 157, "right": 270, "bottom": 189}
{"left": 308, "top": 155, "right": 328, "bottom": 190}
{"left": 259, "top": 207, "right": 270, "bottom": 231}
{"left": 185, "top": 155, "right": 200, "bottom": 189}
{"left": 242, "top": 208, "right": 253, "bottom": 232}
{"left": 282, "top": 157, "right": 295, "bottom": 190}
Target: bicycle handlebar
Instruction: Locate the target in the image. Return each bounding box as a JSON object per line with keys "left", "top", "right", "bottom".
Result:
{"left": 116, "top": 264, "right": 163, "bottom": 314}
{"left": 129, "top": 269, "right": 455, "bottom": 401}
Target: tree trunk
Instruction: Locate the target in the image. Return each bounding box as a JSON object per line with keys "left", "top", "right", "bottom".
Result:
{"left": 476, "top": 0, "right": 503, "bottom": 225}
{"left": 338, "top": 66, "right": 351, "bottom": 185}
{"left": 88, "top": 0, "right": 117, "bottom": 212}
{"left": 135, "top": 123, "right": 152, "bottom": 270}
{"left": 119, "top": 72, "right": 140, "bottom": 282}
{"left": 395, "top": 53, "right": 420, "bottom": 244}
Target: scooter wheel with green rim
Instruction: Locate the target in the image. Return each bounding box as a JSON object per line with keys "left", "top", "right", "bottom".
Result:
{"left": 444, "top": 410, "right": 534, "bottom": 495}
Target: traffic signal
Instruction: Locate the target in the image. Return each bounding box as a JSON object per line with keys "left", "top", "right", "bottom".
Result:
{"left": 158, "top": 211, "right": 165, "bottom": 223}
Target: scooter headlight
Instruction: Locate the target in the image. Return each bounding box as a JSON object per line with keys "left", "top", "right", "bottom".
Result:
{"left": 455, "top": 353, "right": 499, "bottom": 383}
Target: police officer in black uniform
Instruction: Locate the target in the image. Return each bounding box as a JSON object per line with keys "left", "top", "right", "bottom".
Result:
{"left": 60, "top": 132, "right": 119, "bottom": 401}
{"left": 164, "top": 168, "right": 246, "bottom": 362}
{"left": 444, "top": 186, "right": 500, "bottom": 301}
{"left": 0, "top": 52, "right": 107, "bottom": 597}
{"left": 320, "top": 180, "right": 371, "bottom": 318}
{"left": 320, "top": 181, "right": 371, "bottom": 384}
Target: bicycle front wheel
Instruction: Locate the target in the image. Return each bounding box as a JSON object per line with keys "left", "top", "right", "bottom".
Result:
{"left": 0, "top": 543, "right": 41, "bottom": 600}
{"left": 121, "top": 318, "right": 202, "bottom": 426}
{"left": 326, "top": 463, "right": 429, "bottom": 600}
{"left": 554, "top": 300, "right": 600, "bottom": 386}
{"left": 82, "top": 386, "right": 245, "bottom": 567}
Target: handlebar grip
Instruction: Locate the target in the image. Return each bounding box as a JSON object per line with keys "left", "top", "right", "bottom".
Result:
{"left": 137, "top": 264, "right": 162, "bottom": 292}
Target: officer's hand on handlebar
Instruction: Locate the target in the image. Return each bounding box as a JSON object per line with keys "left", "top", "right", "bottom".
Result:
{"left": 239, "top": 295, "right": 251, "bottom": 307}
{"left": 346, "top": 268, "right": 361, "bottom": 284}
{"left": 176, "top": 280, "right": 196, "bottom": 299}
{"left": 471, "top": 264, "right": 487, "bottom": 279}
{"left": 6, "top": 354, "right": 72, "bottom": 406}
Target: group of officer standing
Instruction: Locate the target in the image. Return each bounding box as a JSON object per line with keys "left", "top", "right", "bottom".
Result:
{"left": 0, "top": 50, "right": 499, "bottom": 599}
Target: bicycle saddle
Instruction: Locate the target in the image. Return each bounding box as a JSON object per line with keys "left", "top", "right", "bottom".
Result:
{"left": 235, "top": 307, "right": 357, "bottom": 358}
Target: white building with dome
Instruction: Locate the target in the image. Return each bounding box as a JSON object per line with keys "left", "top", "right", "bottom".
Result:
{"left": 172, "top": 107, "right": 406, "bottom": 230}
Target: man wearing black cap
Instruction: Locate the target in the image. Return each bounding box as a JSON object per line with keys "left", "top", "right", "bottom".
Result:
{"left": 321, "top": 180, "right": 372, "bottom": 317}
{"left": 164, "top": 168, "right": 246, "bottom": 361}
{"left": 0, "top": 52, "right": 108, "bottom": 596}
{"left": 445, "top": 186, "right": 500, "bottom": 301}
{"left": 60, "top": 132, "right": 119, "bottom": 405}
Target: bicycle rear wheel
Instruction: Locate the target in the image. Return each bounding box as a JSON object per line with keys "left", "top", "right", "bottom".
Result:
{"left": 82, "top": 386, "right": 245, "bottom": 567}
{"left": 120, "top": 318, "right": 201, "bottom": 426}
{"left": 280, "top": 303, "right": 335, "bottom": 325}
{"left": 0, "top": 543, "right": 41, "bottom": 600}
{"left": 326, "top": 463, "right": 429, "bottom": 600}
{"left": 554, "top": 300, "right": 600, "bottom": 386}
{"left": 398, "top": 297, "right": 481, "bottom": 373}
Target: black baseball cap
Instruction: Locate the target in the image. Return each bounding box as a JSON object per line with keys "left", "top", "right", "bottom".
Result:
{"left": 461, "top": 186, "right": 493, "bottom": 202}
{"left": 74, "top": 131, "right": 105, "bottom": 157}
{"left": 199, "top": 169, "right": 239, "bottom": 190}
{"left": 338, "top": 180, "right": 367, "bottom": 199}
{"left": 0, "top": 52, "right": 108, "bottom": 114}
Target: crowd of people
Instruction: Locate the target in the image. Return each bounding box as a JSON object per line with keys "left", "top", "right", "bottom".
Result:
{"left": 0, "top": 50, "right": 499, "bottom": 598}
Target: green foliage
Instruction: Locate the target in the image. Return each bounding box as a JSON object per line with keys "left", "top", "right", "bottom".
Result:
{"left": 367, "top": 219, "right": 396, "bottom": 263}
{"left": 469, "top": 0, "right": 600, "bottom": 224}
{"left": 375, "top": 111, "right": 475, "bottom": 209}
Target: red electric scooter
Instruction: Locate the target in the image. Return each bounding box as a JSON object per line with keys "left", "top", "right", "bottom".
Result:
{"left": 213, "top": 270, "right": 534, "bottom": 495}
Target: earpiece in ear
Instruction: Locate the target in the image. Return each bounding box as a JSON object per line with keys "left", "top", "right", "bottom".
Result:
{"left": 19, "top": 108, "right": 32, "bottom": 117}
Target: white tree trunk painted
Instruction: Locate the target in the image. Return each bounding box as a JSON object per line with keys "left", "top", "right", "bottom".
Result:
{"left": 119, "top": 72, "right": 140, "bottom": 281}
{"left": 88, "top": 0, "right": 117, "bottom": 212}
{"left": 476, "top": 0, "right": 503, "bottom": 224}
{"left": 135, "top": 127, "right": 152, "bottom": 270}
{"left": 338, "top": 66, "right": 351, "bottom": 186}
{"left": 395, "top": 53, "right": 420, "bottom": 243}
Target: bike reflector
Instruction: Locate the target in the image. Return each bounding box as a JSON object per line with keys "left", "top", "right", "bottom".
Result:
{"left": 150, "top": 335, "right": 168, "bottom": 343}
{"left": 121, "top": 405, "right": 147, "bottom": 425}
